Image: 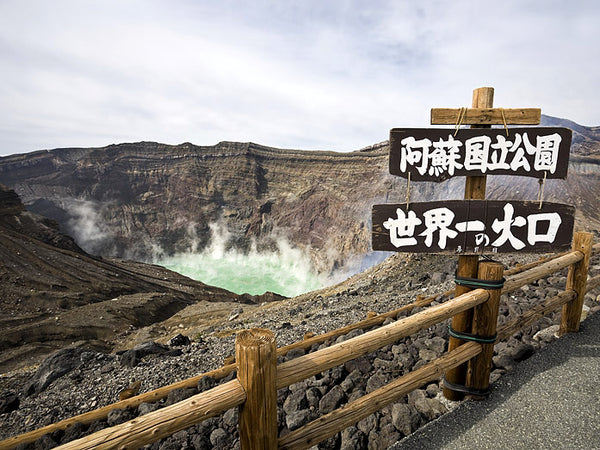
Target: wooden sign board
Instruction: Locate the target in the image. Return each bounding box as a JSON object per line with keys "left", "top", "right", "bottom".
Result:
{"left": 389, "top": 127, "right": 572, "bottom": 181}
{"left": 430, "top": 108, "right": 541, "bottom": 125}
{"left": 372, "top": 200, "right": 575, "bottom": 254}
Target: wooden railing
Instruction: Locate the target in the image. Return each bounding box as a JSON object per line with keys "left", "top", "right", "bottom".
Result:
{"left": 1, "top": 233, "right": 597, "bottom": 450}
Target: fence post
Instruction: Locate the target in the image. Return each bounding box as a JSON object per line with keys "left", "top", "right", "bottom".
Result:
{"left": 465, "top": 261, "right": 504, "bottom": 398}
{"left": 236, "top": 328, "right": 278, "bottom": 450}
{"left": 443, "top": 86, "right": 493, "bottom": 401}
{"left": 560, "top": 231, "right": 593, "bottom": 334}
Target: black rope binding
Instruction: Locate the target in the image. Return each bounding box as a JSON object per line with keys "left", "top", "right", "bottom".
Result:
{"left": 454, "top": 275, "right": 505, "bottom": 290}
{"left": 448, "top": 325, "right": 497, "bottom": 344}
{"left": 443, "top": 376, "right": 490, "bottom": 397}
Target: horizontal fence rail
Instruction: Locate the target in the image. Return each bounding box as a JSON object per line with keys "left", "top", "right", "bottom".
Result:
{"left": 277, "top": 289, "right": 489, "bottom": 388}
{"left": 502, "top": 250, "right": 583, "bottom": 294}
{"left": 1, "top": 235, "right": 598, "bottom": 450}
{"left": 278, "top": 342, "right": 481, "bottom": 450}
{"left": 56, "top": 380, "right": 246, "bottom": 450}
{"left": 497, "top": 290, "right": 576, "bottom": 341}
{"left": 0, "top": 363, "right": 238, "bottom": 450}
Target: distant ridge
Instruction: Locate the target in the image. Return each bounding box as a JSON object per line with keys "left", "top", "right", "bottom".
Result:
{"left": 541, "top": 114, "right": 600, "bottom": 154}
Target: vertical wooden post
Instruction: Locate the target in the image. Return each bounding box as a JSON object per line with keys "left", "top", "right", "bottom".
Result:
{"left": 560, "top": 232, "right": 593, "bottom": 334}
{"left": 236, "top": 328, "right": 278, "bottom": 450}
{"left": 443, "top": 86, "right": 494, "bottom": 400}
{"left": 465, "top": 261, "right": 504, "bottom": 397}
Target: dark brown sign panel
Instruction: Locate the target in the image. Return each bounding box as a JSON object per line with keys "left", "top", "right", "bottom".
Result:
{"left": 372, "top": 200, "right": 574, "bottom": 254}
{"left": 389, "top": 127, "right": 572, "bottom": 181}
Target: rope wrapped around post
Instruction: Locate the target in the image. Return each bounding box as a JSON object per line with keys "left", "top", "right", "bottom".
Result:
{"left": 444, "top": 261, "right": 504, "bottom": 399}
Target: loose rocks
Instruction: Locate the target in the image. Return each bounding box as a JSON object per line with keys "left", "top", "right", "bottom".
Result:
{"left": 1, "top": 252, "right": 598, "bottom": 450}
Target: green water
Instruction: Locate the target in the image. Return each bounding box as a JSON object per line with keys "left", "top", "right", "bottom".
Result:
{"left": 160, "top": 245, "right": 323, "bottom": 297}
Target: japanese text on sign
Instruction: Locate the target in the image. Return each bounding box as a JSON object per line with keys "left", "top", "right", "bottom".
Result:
{"left": 372, "top": 200, "right": 575, "bottom": 254}
{"left": 389, "top": 128, "right": 572, "bottom": 181}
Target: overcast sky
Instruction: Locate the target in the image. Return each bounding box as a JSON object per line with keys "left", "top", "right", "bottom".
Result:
{"left": 0, "top": 0, "right": 598, "bottom": 156}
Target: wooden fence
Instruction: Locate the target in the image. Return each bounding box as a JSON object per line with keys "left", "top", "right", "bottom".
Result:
{"left": 1, "top": 232, "right": 598, "bottom": 450}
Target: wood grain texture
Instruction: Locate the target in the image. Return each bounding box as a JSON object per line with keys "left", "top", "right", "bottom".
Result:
{"left": 0, "top": 290, "right": 460, "bottom": 448}
{"left": 372, "top": 201, "right": 575, "bottom": 254}
{"left": 560, "top": 232, "right": 594, "bottom": 334}
{"left": 388, "top": 127, "right": 571, "bottom": 181}
{"left": 497, "top": 259, "right": 598, "bottom": 342}
{"left": 497, "top": 290, "right": 576, "bottom": 342}
{"left": 444, "top": 86, "right": 493, "bottom": 400}
{"left": 466, "top": 262, "right": 504, "bottom": 396}
{"left": 431, "top": 107, "right": 541, "bottom": 125}
{"left": 0, "top": 363, "right": 238, "bottom": 450}
{"left": 276, "top": 289, "right": 489, "bottom": 389}
{"left": 3, "top": 244, "right": 592, "bottom": 448}
{"left": 278, "top": 342, "right": 482, "bottom": 450}
{"left": 503, "top": 250, "right": 583, "bottom": 294}
{"left": 54, "top": 380, "right": 246, "bottom": 450}
{"left": 236, "top": 329, "right": 277, "bottom": 450}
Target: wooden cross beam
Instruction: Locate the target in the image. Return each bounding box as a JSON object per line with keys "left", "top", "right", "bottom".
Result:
{"left": 431, "top": 107, "right": 541, "bottom": 125}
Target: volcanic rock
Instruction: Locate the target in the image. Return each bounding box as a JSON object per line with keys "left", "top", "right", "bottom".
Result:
{"left": 0, "top": 249, "right": 599, "bottom": 448}
{"left": 24, "top": 348, "right": 88, "bottom": 396}
{"left": 168, "top": 333, "right": 191, "bottom": 346}
{"left": 0, "top": 391, "right": 19, "bottom": 414}
{"left": 119, "top": 341, "right": 172, "bottom": 368}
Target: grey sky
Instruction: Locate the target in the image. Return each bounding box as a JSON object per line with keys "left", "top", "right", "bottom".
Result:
{"left": 0, "top": 0, "right": 598, "bottom": 156}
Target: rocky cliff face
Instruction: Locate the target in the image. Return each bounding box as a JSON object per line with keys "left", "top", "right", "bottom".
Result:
{"left": 0, "top": 116, "right": 598, "bottom": 277}
{"left": 0, "top": 142, "right": 399, "bottom": 274}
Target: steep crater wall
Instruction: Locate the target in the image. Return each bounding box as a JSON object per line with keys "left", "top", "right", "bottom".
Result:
{"left": 0, "top": 121, "right": 598, "bottom": 277}
{"left": 0, "top": 142, "right": 398, "bottom": 274}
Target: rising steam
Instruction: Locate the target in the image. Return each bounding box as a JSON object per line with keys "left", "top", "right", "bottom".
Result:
{"left": 157, "top": 223, "right": 325, "bottom": 297}
{"left": 62, "top": 198, "right": 115, "bottom": 255}
{"left": 55, "top": 199, "right": 387, "bottom": 297}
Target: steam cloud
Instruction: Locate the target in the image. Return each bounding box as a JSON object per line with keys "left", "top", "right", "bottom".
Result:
{"left": 157, "top": 222, "right": 326, "bottom": 297}
{"left": 61, "top": 198, "right": 116, "bottom": 255}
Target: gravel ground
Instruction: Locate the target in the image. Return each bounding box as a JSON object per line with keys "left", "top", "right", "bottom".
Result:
{"left": 391, "top": 304, "right": 600, "bottom": 450}
{"left": 1, "top": 251, "right": 599, "bottom": 449}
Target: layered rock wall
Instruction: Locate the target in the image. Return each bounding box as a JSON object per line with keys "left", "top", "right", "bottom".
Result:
{"left": 0, "top": 119, "right": 598, "bottom": 275}
{"left": 0, "top": 142, "right": 400, "bottom": 273}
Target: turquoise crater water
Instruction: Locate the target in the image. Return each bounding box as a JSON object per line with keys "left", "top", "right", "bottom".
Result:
{"left": 159, "top": 240, "right": 323, "bottom": 297}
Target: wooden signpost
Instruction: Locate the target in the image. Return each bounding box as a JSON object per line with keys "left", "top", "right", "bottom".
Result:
{"left": 389, "top": 127, "right": 572, "bottom": 181}
{"left": 372, "top": 87, "right": 577, "bottom": 401}
{"left": 372, "top": 200, "right": 575, "bottom": 254}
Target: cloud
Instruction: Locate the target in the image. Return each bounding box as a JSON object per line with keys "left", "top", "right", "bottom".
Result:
{"left": 0, "top": 0, "right": 598, "bottom": 156}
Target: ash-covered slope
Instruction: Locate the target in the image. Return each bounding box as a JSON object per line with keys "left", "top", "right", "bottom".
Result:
{"left": 2, "top": 247, "right": 598, "bottom": 448}
{"left": 0, "top": 184, "right": 251, "bottom": 372}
